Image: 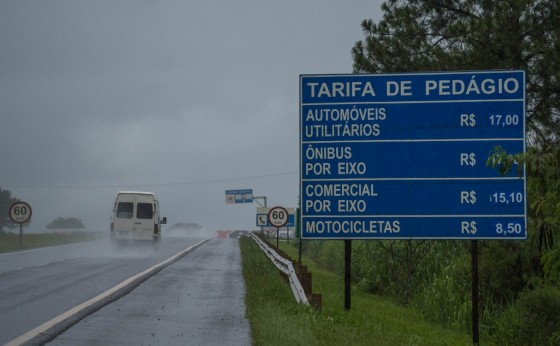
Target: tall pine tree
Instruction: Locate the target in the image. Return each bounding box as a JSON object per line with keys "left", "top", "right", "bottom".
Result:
{"left": 352, "top": 0, "right": 560, "bottom": 147}
{"left": 351, "top": 0, "right": 560, "bottom": 302}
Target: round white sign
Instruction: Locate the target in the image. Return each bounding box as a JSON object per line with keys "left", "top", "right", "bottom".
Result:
{"left": 267, "top": 206, "right": 289, "bottom": 228}
{"left": 9, "top": 201, "right": 32, "bottom": 224}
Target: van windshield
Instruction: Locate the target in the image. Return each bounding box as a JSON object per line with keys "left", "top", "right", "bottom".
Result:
{"left": 116, "top": 202, "right": 133, "bottom": 219}
{"left": 137, "top": 203, "right": 153, "bottom": 219}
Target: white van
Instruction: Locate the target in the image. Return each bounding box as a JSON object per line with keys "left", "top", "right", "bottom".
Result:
{"left": 110, "top": 191, "right": 167, "bottom": 245}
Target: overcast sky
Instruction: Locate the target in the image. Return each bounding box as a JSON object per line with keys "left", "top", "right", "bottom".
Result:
{"left": 0, "top": 0, "right": 384, "bottom": 232}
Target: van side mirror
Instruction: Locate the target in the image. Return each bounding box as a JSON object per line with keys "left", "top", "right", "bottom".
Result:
{"left": 162, "top": 217, "right": 167, "bottom": 225}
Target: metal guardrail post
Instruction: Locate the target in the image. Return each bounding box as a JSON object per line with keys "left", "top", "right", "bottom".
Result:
{"left": 249, "top": 233, "right": 309, "bottom": 305}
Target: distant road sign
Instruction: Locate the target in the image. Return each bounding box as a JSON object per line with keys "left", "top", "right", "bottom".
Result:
{"left": 300, "top": 70, "right": 526, "bottom": 240}
{"left": 9, "top": 201, "right": 32, "bottom": 224}
{"left": 268, "top": 206, "right": 289, "bottom": 228}
{"left": 225, "top": 189, "right": 253, "bottom": 204}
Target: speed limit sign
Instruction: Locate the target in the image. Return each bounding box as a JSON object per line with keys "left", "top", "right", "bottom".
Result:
{"left": 9, "top": 201, "right": 32, "bottom": 224}
{"left": 268, "top": 206, "right": 289, "bottom": 228}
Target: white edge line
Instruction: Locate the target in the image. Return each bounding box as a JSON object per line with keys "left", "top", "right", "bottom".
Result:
{"left": 5, "top": 237, "right": 212, "bottom": 346}
{"left": 0, "top": 243, "right": 77, "bottom": 257}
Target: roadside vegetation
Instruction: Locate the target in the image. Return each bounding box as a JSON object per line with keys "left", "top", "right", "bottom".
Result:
{"left": 346, "top": 1, "right": 560, "bottom": 344}
{"left": 240, "top": 236, "right": 471, "bottom": 346}
{"left": 0, "top": 231, "right": 104, "bottom": 253}
{"left": 288, "top": 239, "right": 560, "bottom": 345}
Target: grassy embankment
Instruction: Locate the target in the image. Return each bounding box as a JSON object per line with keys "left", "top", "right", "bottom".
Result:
{"left": 0, "top": 231, "right": 104, "bottom": 253}
{"left": 240, "top": 236, "right": 471, "bottom": 346}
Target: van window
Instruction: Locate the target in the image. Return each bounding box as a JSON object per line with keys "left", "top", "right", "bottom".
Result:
{"left": 137, "top": 203, "right": 153, "bottom": 219}
{"left": 117, "top": 202, "right": 133, "bottom": 219}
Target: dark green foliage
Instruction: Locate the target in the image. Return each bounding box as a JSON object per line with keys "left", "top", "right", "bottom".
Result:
{"left": 353, "top": 0, "right": 560, "bottom": 149}
{"left": 352, "top": 240, "right": 437, "bottom": 303}
{"left": 300, "top": 240, "right": 345, "bottom": 274}
{"left": 349, "top": 0, "right": 560, "bottom": 337}
{"left": 247, "top": 238, "right": 472, "bottom": 345}
{"left": 0, "top": 188, "right": 20, "bottom": 231}
{"left": 490, "top": 286, "right": 560, "bottom": 345}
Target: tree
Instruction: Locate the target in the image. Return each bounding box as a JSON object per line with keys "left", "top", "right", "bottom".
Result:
{"left": 46, "top": 217, "right": 85, "bottom": 229}
{"left": 0, "top": 188, "right": 20, "bottom": 232}
{"left": 352, "top": 0, "right": 560, "bottom": 148}
{"left": 352, "top": 0, "right": 560, "bottom": 259}
{"left": 350, "top": 0, "right": 560, "bottom": 332}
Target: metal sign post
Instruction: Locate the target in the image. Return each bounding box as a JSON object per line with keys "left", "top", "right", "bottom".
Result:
{"left": 9, "top": 201, "right": 32, "bottom": 247}
{"left": 297, "top": 208, "right": 303, "bottom": 263}
{"left": 472, "top": 240, "right": 480, "bottom": 345}
{"left": 344, "top": 239, "right": 351, "bottom": 311}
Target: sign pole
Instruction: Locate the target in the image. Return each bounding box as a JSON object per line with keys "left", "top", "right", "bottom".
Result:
{"left": 344, "top": 239, "right": 352, "bottom": 310}
{"left": 297, "top": 208, "right": 302, "bottom": 263}
{"left": 471, "top": 240, "right": 480, "bottom": 345}
{"left": 9, "top": 201, "right": 32, "bottom": 248}
{"left": 268, "top": 206, "right": 289, "bottom": 249}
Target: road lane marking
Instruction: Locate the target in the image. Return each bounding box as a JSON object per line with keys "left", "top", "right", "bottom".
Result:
{"left": 5, "top": 237, "right": 212, "bottom": 346}
{"left": 0, "top": 243, "right": 75, "bottom": 256}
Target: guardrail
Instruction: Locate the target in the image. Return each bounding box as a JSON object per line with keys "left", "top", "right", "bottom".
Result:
{"left": 249, "top": 232, "right": 309, "bottom": 305}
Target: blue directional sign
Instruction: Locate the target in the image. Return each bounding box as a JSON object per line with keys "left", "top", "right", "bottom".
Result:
{"left": 300, "top": 70, "right": 526, "bottom": 239}
{"left": 225, "top": 189, "right": 253, "bottom": 204}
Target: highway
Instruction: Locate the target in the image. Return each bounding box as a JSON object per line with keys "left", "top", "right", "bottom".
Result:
{"left": 0, "top": 233, "right": 251, "bottom": 345}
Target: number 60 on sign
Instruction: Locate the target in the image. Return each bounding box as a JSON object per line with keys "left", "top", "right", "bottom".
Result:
{"left": 9, "top": 201, "right": 32, "bottom": 224}
{"left": 268, "top": 206, "right": 289, "bottom": 228}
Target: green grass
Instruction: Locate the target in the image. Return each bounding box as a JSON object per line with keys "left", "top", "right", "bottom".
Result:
{"left": 0, "top": 231, "right": 104, "bottom": 253}
{"left": 240, "top": 237, "right": 471, "bottom": 346}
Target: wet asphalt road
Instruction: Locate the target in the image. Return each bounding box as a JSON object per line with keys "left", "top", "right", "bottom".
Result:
{"left": 0, "top": 234, "right": 251, "bottom": 345}
{"left": 48, "top": 237, "right": 251, "bottom": 345}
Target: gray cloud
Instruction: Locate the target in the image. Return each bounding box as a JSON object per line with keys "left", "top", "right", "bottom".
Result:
{"left": 0, "top": 0, "right": 383, "bottom": 231}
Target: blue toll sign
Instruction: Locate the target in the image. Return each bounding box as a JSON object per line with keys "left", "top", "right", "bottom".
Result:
{"left": 299, "top": 70, "right": 526, "bottom": 240}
